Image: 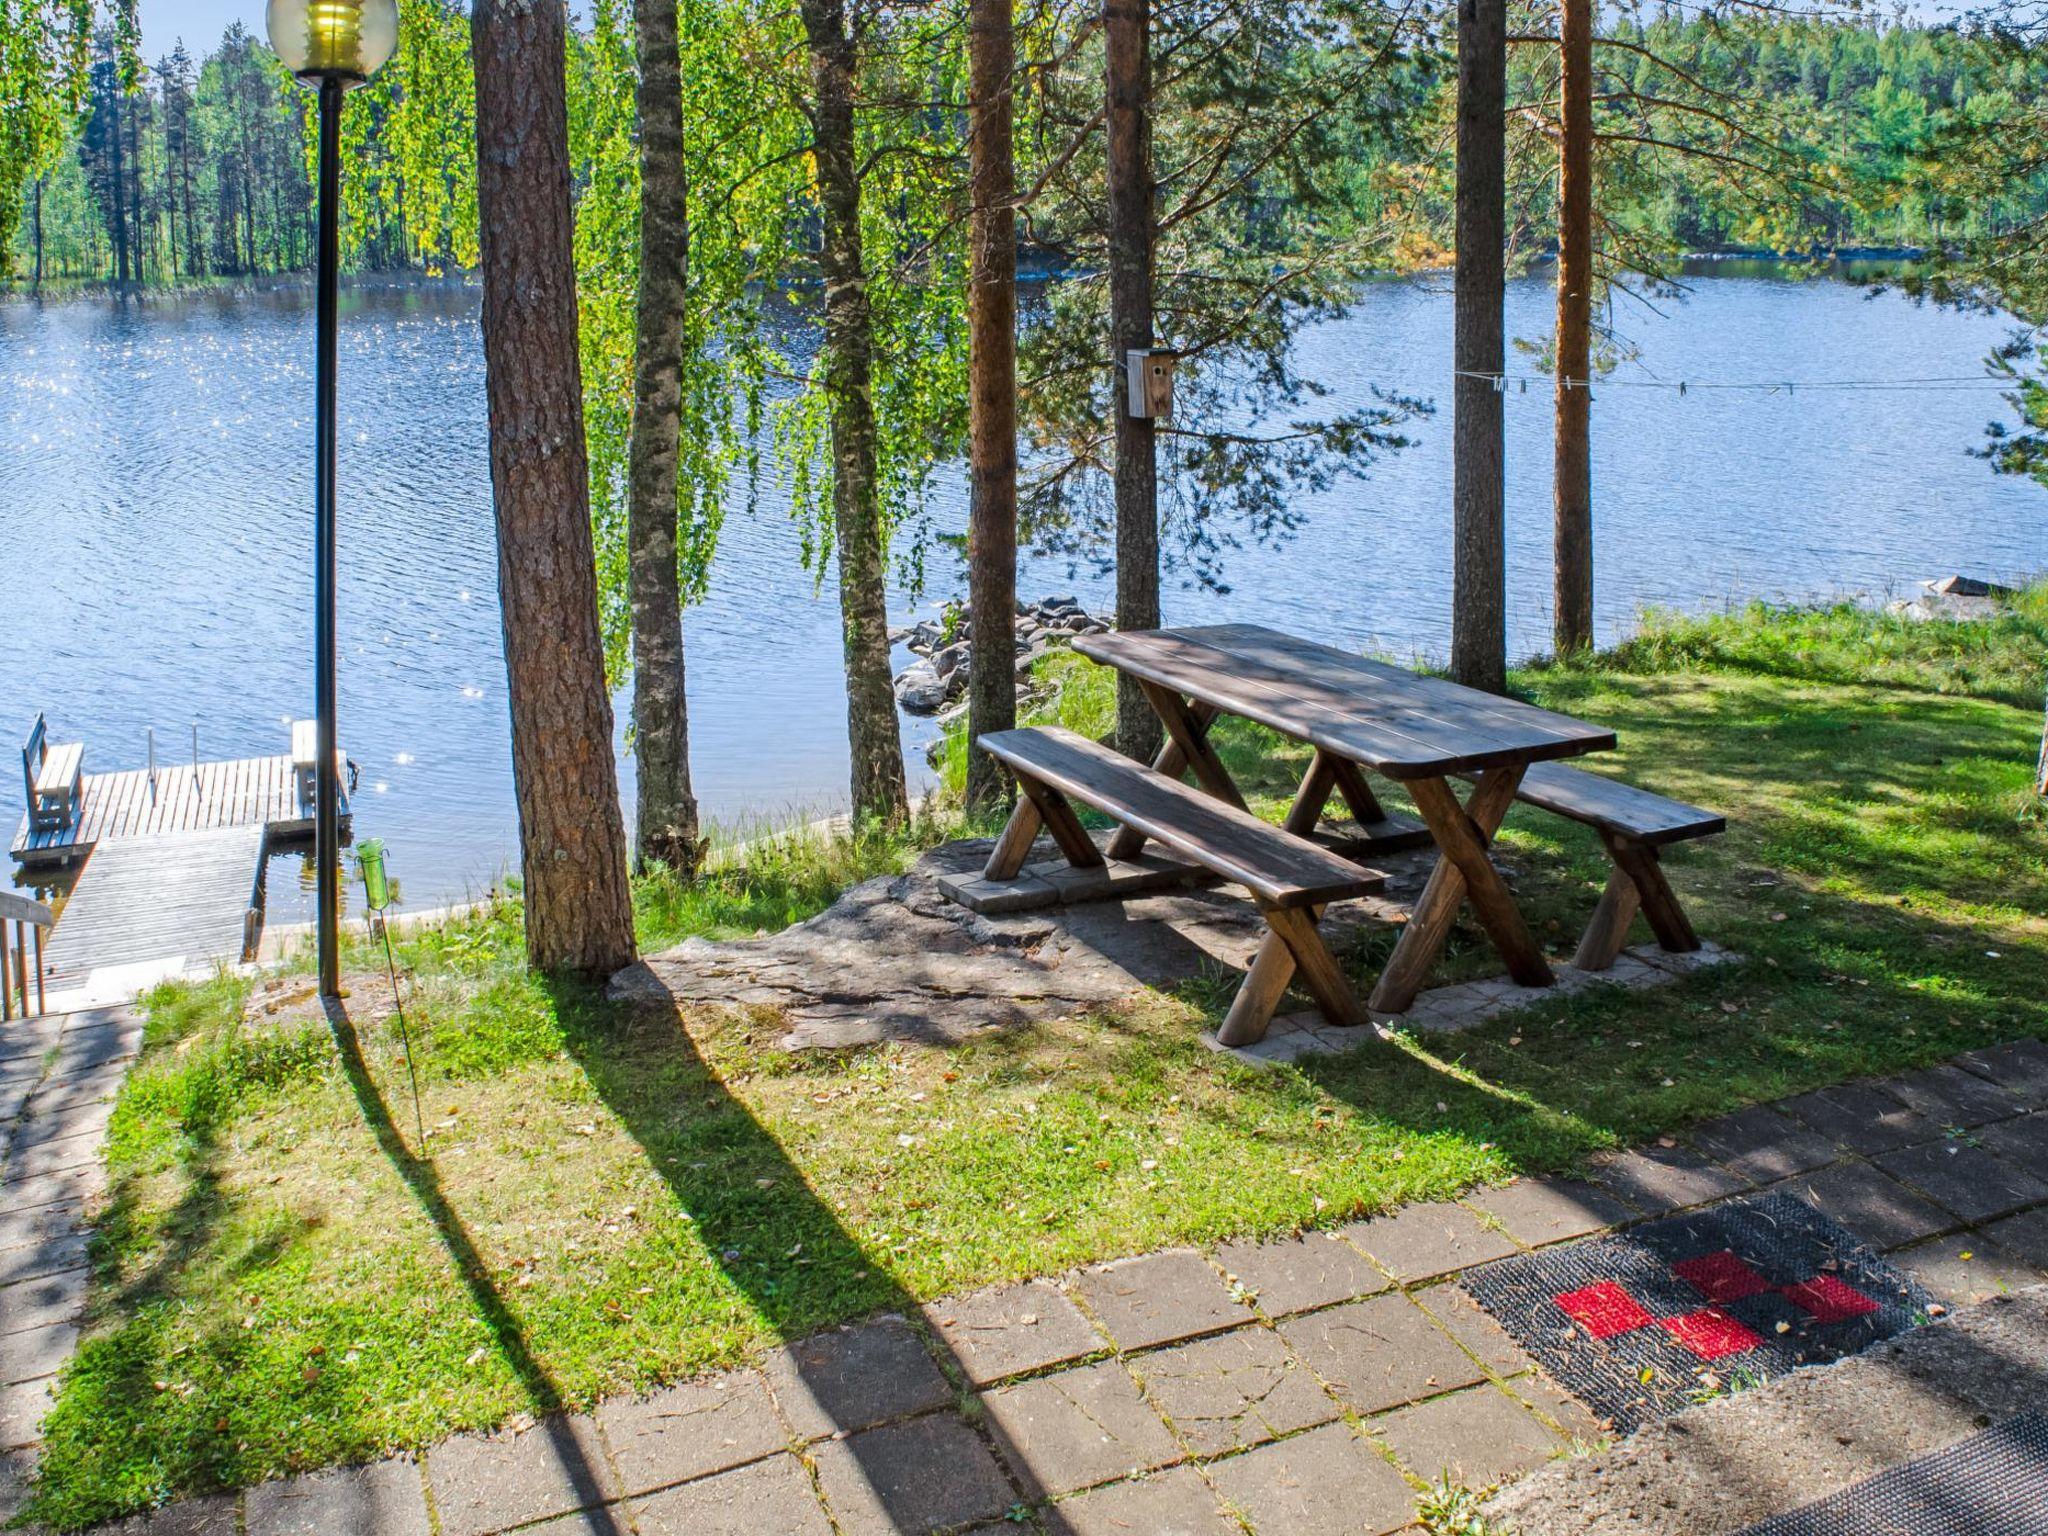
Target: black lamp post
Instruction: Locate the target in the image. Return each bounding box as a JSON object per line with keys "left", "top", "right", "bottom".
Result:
{"left": 267, "top": 0, "right": 398, "bottom": 998}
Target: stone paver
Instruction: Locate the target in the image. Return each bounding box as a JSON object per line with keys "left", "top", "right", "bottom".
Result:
{"left": 1416, "top": 1285, "right": 1533, "bottom": 1378}
{"left": 1879, "top": 1063, "right": 2028, "bottom": 1128}
{"left": 1686, "top": 1106, "right": 1839, "bottom": 1184}
{"left": 242, "top": 1460, "right": 430, "bottom": 1536}
{"left": 100, "top": 1495, "right": 240, "bottom": 1533}
{"left": 1954, "top": 1039, "right": 2048, "bottom": 1104}
{"left": 1213, "top": 1230, "right": 1389, "bottom": 1316}
{"left": 0, "top": 1320, "right": 76, "bottom": 1384}
{"left": 0, "top": 1377, "right": 54, "bottom": 1451}
{"left": 426, "top": 1415, "right": 619, "bottom": 1536}
{"left": 1128, "top": 1327, "right": 1337, "bottom": 1456}
{"left": 1072, "top": 1250, "right": 1253, "bottom": 1351}
{"left": 1279, "top": 1293, "right": 1485, "bottom": 1414}
{"left": 0, "top": 1266, "right": 86, "bottom": 1336}
{"left": 1468, "top": 1177, "right": 1634, "bottom": 1249}
{"left": 1780, "top": 1082, "right": 1936, "bottom": 1155}
{"left": 982, "top": 1358, "right": 1180, "bottom": 1496}
{"left": 594, "top": 1369, "right": 786, "bottom": 1497}
{"left": 763, "top": 1315, "right": 953, "bottom": 1441}
{"left": 925, "top": 1280, "right": 1104, "bottom": 1386}
{"left": 1373, "top": 1383, "right": 1566, "bottom": 1489}
{"left": 1981, "top": 1206, "right": 2048, "bottom": 1268}
{"left": 1342, "top": 1202, "right": 1517, "bottom": 1283}
{"left": 1979, "top": 1110, "right": 2048, "bottom": 1172}
{"left": 1873, "top": 1139, "right": 2048, "bottom": 1223}
{"left": 811, "top": 1413, "right": 1016, "bottom": 1535}
{"left": 1587, "top": 1144, "right": 1746, "bottom": 1213}
{"left": 632, "top": 1453, "right": 832, "bottom": 1536}
{"left": 0, "top": 1198, "right": 85, "bottom": 1259}
{"left": 1505, "top": 1373, "right": 1609, "bottom": 1442}
{"left": 1890, "top": 1233, "right": 2047, "bottom": 1307}
{"left": 1781, "top": 1162, "right": 1953, "bottom": 1251}
{"left": 1042, "top": 1465, "right": 1239, "bottom": 1535}
{"left": 1209, "top": 1420, "right": 1415, "bottom": 1536}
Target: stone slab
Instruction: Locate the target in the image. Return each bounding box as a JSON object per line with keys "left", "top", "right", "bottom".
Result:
{"left": 1890, "top": 1233, "right": 2047, "bottom": 1308}
{"left": 811, "top": 1413, "right": 1017, "bottom": 1535}
{"left": 101, "top": 1494, "right": 241, "bottom": 1533}
{"left": 594, "top": 1370, "right": 786, "bottom": 1497}
{"left": 1953, "top": 1039, "right": 2048, "bottom": 1106}
{"left": 1415, "top": 1285, "right": 1534, "bottom": 1378}
{"left": 1341, "top": 1201, "right": 1518, "bottom": 1283}
{"left": 632, "top": 1453, "right": 831, "bottom": 1536}
{"left": 1468, "top": 1178, "right": 1635, "bottom": 1249}
{"left": 1373, "top": 1383, "right": 1566, "bottom": 1490}
{"left": 1873, "top": 1139, "right": 2048, "bottom": 1224}
{"left": 1782, "top": 1162, "right": 1954, "bottom": 1250}
{"left": 1686, "top": 1106, "right": 1840, "bottom": 1184}
{"left": 1040, "top": 1464, "right": 1238, "bottom": 1535}
{"left": 1279, "top": 1293, "right": 1486, "bottom": 1414}
{"left": 0, "top": 1321, "right": 75, "bottom": 1386}
{"left": 0, "top": 1376, "right": 53, "bottom": 1451}
{"left": 426, "top": 1415, "right": 619, "bottom": 1536}
{"left": 243, "top": 1460, "right": 430, "bottom": 1536}
{"left": 1212, "top": 1231, "right": 1389, "bottom": 1316}
{"left": 1979, "top": 1110, "right": 2048, "bottom": 1175}
{"left": 1485, "top": 1287, "right": 2048, "bottom": 1536}
{"left": 1127, "top": 1327, "right": 1337, "bottom": 1456}
{"left": 0, "top": 1200, "right": 84, "bottom": 1259}
{"left": 1506, "top": 1373, "right": 1610, "bottom": 1443}
{"left": 0, "top": 1162, "right": 104, "bottom": 1211}
{"left": 925, "top": 1280, "right": 1104, "bottom": 1386}
{"left": 1779, "top": 1082, "right": 1937, "bottom": 1155}
{"left": 1981, "top": 1207, "right": 2048, "bottom": 1268}
{"left": 1588, "top": 1145, "right": 1746, "bottom": 1214}
{"left": 982, "top": 1358, "right": 1180, "bottom": 1496}
{"left": 763, "top": 1316, "right": 953, "bottom": 1441}
{"left": 1878, "top": 1063, "right": 2028, "bottom": 1128}
{"left": 0, "top": 1267, "right": 84, "bottom": 1337}
{"left": 1071, "top": 1250, "right": 1253, "bottom": 1351}
{"left": 1208, "top": 1420, "right": 1416, "bottom": 1536}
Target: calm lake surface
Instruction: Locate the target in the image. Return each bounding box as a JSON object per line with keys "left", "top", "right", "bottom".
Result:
{"left": 2, "top": 268, "right": 2040, "bottom": 916}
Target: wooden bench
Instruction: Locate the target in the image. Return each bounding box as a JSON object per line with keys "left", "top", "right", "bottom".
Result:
{"left": 22, "top": 714, "right": 83, "bottom": 835}
{"left": 979, "top": 726, "right": 1386, "bottom": 1043}
{"left": 1491, "top": 762, "right": 1724, "bottom": 971}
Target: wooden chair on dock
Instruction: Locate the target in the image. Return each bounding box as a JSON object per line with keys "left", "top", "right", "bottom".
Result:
{"left": 22, "top": 714, "right": 83, "bottom": 835}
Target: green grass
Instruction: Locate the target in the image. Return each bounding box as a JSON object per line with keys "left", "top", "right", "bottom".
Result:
{"left": 24, "top": 595, "right": 2048, "bottom": 1529}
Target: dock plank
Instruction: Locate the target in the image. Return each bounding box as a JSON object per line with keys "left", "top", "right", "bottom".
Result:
{"left": 40, "top": 826, "right": 267, "bottom": 987}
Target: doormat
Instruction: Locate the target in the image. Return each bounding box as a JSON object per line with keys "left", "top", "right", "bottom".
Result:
{"left": 1460, "top": 1191, "right": 1934, "bottom": 1432}
{"left": 1735, "top": 1410, "right": 2048, "bottom": 1535}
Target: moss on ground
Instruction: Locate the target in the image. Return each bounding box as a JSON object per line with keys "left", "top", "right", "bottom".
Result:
{"left": 24, "top": 595, "right": 2048, "bottom": 1529}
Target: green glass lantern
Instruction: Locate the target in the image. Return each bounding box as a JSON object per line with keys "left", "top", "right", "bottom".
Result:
{"left": 356, "top": 838, "right": 393, "bottom": 913}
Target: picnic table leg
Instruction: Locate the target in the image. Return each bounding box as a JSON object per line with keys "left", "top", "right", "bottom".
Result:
{"left": 1219, "top": 903, "right": 1364, "bottom": 1044}
{"left": 1601, "top": 832, "right": 1700, "bottom": 953}
{"left": 1015, "top": 775, "right": 1106, "bottom": 870}
{"left": 1281, "top": 750, "right": 1339, "bottom": 836}
{"left": 1325, "top": 755, "right": 1392, "bottom": 827}
{"left": 982, "top": 791, "right": 1045, "bottom": 880}
{"left": 1572, "top": 866, "right": 1641, "bottom": 971}
{"left": 1368, "top": 767, "right": 1552, "bottom": 1013}
{"left": 1106, "top": 697, "right": 1222, "bottom": 859}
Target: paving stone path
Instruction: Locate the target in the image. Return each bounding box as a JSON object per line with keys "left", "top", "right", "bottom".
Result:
{"left": 14, "top": 1035, "right": 2045, "bottom": 1535}
{"left": 0, "top": 1007, "right": 144, "bottom": 1501}
{"left": 620, "top": 836, "right": 1730, "bottom": 1053}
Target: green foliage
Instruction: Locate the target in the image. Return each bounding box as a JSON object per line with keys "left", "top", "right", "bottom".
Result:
{"left": 0, "top": 0, "right": 93, "bottom": 271}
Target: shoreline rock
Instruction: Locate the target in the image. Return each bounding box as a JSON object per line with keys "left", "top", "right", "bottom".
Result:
{"left": 892, "top": 596, "right": 1111, "bottom": 718}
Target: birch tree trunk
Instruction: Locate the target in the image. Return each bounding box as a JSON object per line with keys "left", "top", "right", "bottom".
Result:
{"left": 627, "top": 0, "right": 703, "bottom": 874}
{"left": 798, "top": 0, "right": 910, "bottom": 826}
{"left": 1106, "top": 0, "right": 1163, "bottom": 759}
{"left": 1553, "top": 0, "right": 1595, "bottom": 656}
{"left": 965, "top": 0, "right": 1019, "bottom": 812}
{"left": 1451, "top": 0, "right": 1508, "bottom": 694}
{"left": 471, "top": 0, "right": 638, "bottom": 977}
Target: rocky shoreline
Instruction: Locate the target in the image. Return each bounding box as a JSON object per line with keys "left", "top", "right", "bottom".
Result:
{"left": 891, "top": 595, "right": 1112, "bottom": 719}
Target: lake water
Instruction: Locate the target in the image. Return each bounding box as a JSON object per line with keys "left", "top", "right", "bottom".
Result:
{"left": 2, "top": 268, "right": 2040, "bottom": 916}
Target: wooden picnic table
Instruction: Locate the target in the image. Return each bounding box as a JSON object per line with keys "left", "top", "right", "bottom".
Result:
{"left": 1072, "top": 623, "right": 1619, "bottom": 1014}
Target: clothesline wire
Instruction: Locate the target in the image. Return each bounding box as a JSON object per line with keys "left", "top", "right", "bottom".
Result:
{"left": 1451, "top": 368, "right": 2020, "bottom": 393}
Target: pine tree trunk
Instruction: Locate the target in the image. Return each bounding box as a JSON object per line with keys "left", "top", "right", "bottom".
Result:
{"left": 1105, "top": 0, "right": 1162, "bottom": 760}
{"left": 627, "top": 0, "right": 703, "bottom": 875}
{"left": 31, "top": 178, "right": 43, "bottom": 291}
{"left": 965, "top": 0, "right": 1019, "bottom": 813}
{"left": 471, "top": 0, "right": 638, "bottom": 977}
{"left": 1451, "top": 0, "right": 1507, "bottom": 694}
{"left": 799, "top": 0, "right": 909, "bottom": 827}
{"left": 1552, "top": 0, "right": 1595, "bottom": 657}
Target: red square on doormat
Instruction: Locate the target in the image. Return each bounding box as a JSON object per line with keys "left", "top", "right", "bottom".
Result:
{"left": 1782, "top": 1274, "right": 1880, "bottom": 1324}
{"left": 1662, "top": 1307, "right": 1763, "bottom": 1360}
{"left": 1672, "top": 1250, "right": 1771, "bottom": 1303}
{"left": 1554, "top": 1281, "right": 1654, "bottom": 1339}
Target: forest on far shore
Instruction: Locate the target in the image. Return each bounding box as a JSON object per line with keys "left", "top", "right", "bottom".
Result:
{"left": 15, "top": 5, "right": 2048, "bottom": 289}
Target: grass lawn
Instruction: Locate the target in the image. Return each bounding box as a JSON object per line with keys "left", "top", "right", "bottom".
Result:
{"left": 26, "top": 594, "right": 2048, "bottom": 1528}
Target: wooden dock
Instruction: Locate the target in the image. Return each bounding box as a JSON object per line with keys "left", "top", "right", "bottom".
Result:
{"left": 10, "top": 740, "right": 351, "bottom": 1003}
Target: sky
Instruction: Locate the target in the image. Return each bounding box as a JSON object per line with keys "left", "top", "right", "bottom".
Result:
{"left": 142, "top": 0, "right": 266, "bottom": 60}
